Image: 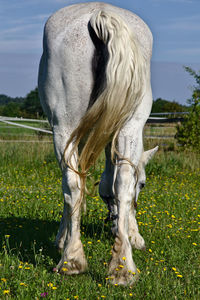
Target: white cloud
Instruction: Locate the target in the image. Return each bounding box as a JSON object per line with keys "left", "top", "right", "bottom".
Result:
{"left": 167, "top": 47, "right": 200, "bottom": 56}
{"left": 0, "top": 34, "right": 42, "bottom": 54}
{"left": 151, "top": 0, "right": 196, "bottom": 3}
{"left": 159, "top": 14, "right": 200, "bottom": 31}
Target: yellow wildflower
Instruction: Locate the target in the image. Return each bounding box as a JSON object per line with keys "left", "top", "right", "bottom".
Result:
{"left": 122, "top": 257, "right": 126, "bottom": 261}
{"left": 47, "top": 283, "right": 53, "bottom": 287}
{"left": 3, "top": 290, "right": 10, "bottom": 294}
{"left": 62, "top": 267, "right": 68, "bottom": 272}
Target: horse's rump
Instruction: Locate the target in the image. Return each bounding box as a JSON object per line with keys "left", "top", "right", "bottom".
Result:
{"left": 64, "top": 9, "right": 147, "bottom": 179}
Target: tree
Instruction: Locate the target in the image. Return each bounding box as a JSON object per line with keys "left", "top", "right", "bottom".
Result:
{"left": 152, "top": 98, "right": 187, "bottom": 113}
{"left": 0, "top": 102, "right": 22, "bottom": 117}
{"left": 176, "top": 67, "right": 200, "bottom": 151}
{"left": 0, "top": 94, "right": 24, "bottom": 106}
{"left": 21, "top": 88, "right": 45, "bottom": 118}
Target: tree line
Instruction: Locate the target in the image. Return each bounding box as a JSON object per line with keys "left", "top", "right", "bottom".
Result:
{"left": 0, "top": 88, "right": 45, "bottom": 118}
{"left": 0, "top": 88, "right": 188, "bottom": 119}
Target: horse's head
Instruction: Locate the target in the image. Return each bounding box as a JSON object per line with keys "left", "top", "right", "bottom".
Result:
{"left": 134, "top": 146, "right": 158, "bottom": 207}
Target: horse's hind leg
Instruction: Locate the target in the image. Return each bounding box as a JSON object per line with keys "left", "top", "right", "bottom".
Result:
{"left": 108, "top": 162, "right": 138, "bottom": 285}
{"left": 56, "top": 166, "right": 87, "bottom": 274}
{"left": 53, "top": 129, "right": 87, "bottom": 274}
{"left": 108, "top": 132, "right": 145, "bottom": 285}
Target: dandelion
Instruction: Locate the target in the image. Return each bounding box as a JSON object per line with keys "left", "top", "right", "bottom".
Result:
{"left": 5, "top": 235, "right": 10, "bottom": 238}
{"left": 1, "top": 278, "right": 7, "bottom": 282}
{"left": 129, "top": 293, "right": 133, "bottom": 296}
{"left": 149, "top": 249, "right": 152, "bottom": 253}
{"left": 20, "top": 282, "right": 27, "bottom": 286}
{"left": 52, "top": 286, "right": 57, "bottom": 290}
{"left": 3, "top": 290, "right": 10, "bottom": 295}
{"left": 88, "top": 241, "right": 92, "bottom": 244}
{"left": 62, "top": 267, "right": 68, "bottom": 272}
{"left": 122, "top": 256, "right": 126, "bottom": 261}
{"left": 177, "top": 274, "right": 183, "bottom": 278}
{"left": 192, "top": 243, "right": 197, "bottom": 246}
{"left": 172, "top": 267, "right": 176, "bottom": 271}
{"left": 47, "top": 283, "right": 53, "bottom": 288}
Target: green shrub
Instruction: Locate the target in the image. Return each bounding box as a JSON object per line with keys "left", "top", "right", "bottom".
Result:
{"left": 176, "top": 67, "right": 200, "bottom": 151}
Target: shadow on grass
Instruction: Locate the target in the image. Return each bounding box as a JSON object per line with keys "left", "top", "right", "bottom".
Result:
{"left": 0, "top": 217, "right": 59, "bottom": 266}
{"left": 0, "top": 216, "right": 113, "bottom": 272}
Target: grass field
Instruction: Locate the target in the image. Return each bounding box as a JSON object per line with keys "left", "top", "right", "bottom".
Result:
{"left": 0, "top": 135, "right": 199, "bottom": 299}
{"left": 0, "top": 121, "right": 51, "bottom": 141}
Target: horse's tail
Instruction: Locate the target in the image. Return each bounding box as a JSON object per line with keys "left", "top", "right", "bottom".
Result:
{"left": 64, "top": 10, "right": 147, "bottom": 182}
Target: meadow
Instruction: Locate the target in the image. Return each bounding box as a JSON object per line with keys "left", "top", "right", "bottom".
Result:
{"left": 0, "top": 125, "right": 199, "bottom": 299}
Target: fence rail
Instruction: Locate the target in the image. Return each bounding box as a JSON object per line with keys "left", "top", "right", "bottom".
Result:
{"left": 0, "top": 113, "right": 187, "bottom": 137}
{"left": 0, "top": 118, "right": 52, "bottom": 134}
{"left": 0, "top": 116, "right": 48, "bottom": 123}
{"left": 150, "top": 112, "right": 189, "bottom": 116}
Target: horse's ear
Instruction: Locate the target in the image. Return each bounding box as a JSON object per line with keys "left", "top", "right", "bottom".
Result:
{"left": 141, "top": 146, "right": 158, "bottom": 166}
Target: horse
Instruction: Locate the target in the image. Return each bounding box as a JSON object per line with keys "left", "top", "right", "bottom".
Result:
{"left": 38, "top": 2, "right": 158, "bottom": 285}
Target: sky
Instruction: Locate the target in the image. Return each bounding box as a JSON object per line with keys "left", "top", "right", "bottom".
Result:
{"left": 0, "top": 0, "right": 200, "bottom": 104}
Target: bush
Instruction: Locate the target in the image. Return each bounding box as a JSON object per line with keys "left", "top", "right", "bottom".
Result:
{"left": 176, "top": 67, "right": 200, "bottom": 151}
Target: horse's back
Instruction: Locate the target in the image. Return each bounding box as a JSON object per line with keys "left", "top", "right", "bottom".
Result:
{"left": 38, "top": 2, "right": 152, "bottom": 128}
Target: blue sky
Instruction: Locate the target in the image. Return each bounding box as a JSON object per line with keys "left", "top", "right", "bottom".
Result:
{"left": 0, "top": 0, "right": 200, "bottom": 104}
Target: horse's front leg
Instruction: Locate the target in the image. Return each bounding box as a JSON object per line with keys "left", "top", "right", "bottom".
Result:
{"left": 129, "top": 208, "right": 146, "bottom": 250}
{"left": 99, "top": 144, "right": 118, "bottom": 234}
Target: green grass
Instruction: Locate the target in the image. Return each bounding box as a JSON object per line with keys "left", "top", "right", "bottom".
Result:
{"left": 0, "top": 141, "right": 199, "bottom": 299}
{"left": 144, "top": 124, "right": 177, "bottom": 137}
{"left": 0, "top": 122, "right": 51, "bottom": 141}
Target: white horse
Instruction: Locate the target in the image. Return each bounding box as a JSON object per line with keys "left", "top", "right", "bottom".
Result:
{"left": 38, "top": 2, "right": 158, "bottom": 285}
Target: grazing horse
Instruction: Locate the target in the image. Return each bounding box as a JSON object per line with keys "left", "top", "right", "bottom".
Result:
{"left": 38, "top": 2, "right": 158, "bottom": 285}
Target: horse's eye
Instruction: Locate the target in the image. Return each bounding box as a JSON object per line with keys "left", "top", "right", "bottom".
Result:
{"left": 139, "top": 182, "right": 145, "bottom": 190}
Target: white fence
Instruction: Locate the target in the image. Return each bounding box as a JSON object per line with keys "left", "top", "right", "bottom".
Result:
{"left": 0, "top": 116, "right": 52, "bottom": 134}
{"left": 0, "top": 113, "right": 188, "bottom": 138}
